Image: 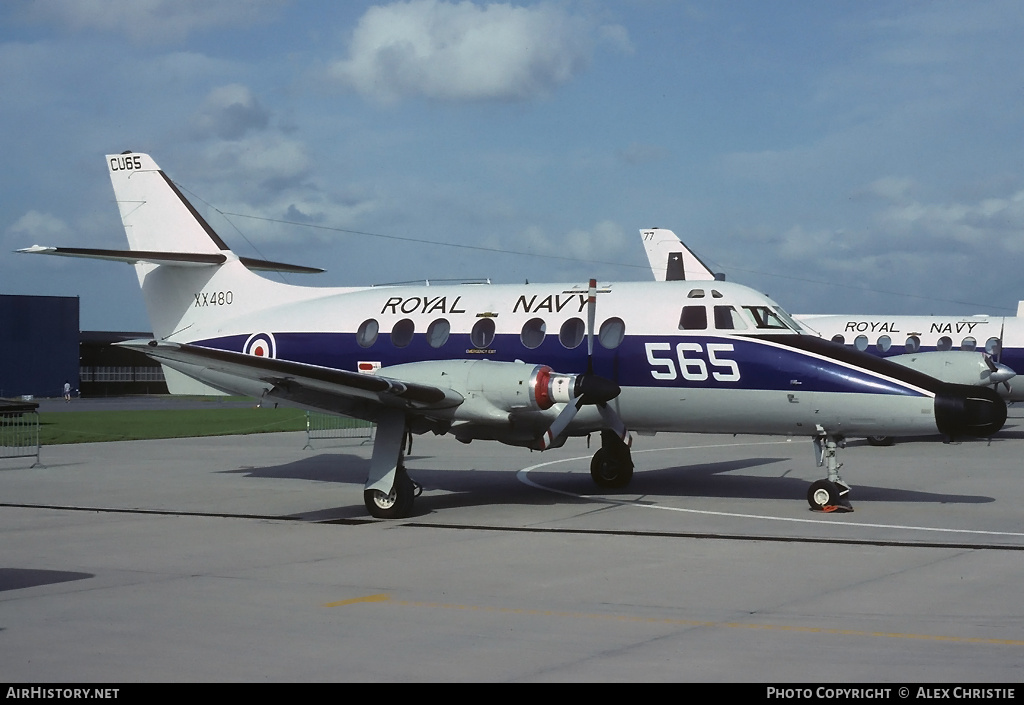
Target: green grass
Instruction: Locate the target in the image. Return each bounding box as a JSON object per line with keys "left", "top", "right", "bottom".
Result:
{"left": 37, "top": 407, "right": 311, "bottom": 445}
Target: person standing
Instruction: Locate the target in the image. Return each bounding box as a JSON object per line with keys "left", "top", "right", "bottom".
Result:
{"left": 63, "top": 380, "right": 71, "bottom": 403}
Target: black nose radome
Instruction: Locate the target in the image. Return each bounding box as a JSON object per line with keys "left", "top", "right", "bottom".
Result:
{"left": 934, "top": 384, "right": 1007, "bottom": 439}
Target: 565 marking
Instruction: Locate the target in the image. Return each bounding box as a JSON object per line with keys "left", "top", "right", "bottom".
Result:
{"left": 645, "top": 342, "right": 741, "bottom": 382}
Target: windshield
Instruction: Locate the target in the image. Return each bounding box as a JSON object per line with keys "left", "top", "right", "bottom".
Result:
{"left": 743, "top": 305, "right": 799, "bottom": 332}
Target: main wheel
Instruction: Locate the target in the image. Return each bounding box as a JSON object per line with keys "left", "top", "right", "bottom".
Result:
{"left": 364, "top": 471, "right": 415, "bottom": 519}
{"left": 590, "top": 448, "right": 634, "bottom": 488}
{"left": 866, "top": 436, "right": 895, "bottom": 446}
{"left": 807, "top": 479, "right": 840, "bottom": 510}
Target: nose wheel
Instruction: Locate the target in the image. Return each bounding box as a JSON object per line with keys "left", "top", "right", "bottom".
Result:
{"left": 810, "top": 429, "right": 853, "bottom": 512}
{"left": 807, "top": 479, "right": 848, "bottom": 511}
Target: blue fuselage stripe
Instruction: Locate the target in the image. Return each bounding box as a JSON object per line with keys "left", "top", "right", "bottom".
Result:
{"left": 192, "top": 332, "right": 929, "bottom": 397}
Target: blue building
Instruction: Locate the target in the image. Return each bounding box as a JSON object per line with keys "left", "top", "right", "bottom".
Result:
{"left": 0, "top": 294, "right": 80, "bottom": 399}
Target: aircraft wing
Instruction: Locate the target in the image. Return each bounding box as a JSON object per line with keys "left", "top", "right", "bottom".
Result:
{"left": 116, "top": 339, "right": 464, "bottom": 416}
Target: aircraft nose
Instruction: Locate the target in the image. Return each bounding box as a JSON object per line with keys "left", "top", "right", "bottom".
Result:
{"left": 934, "top": 383, "right": 1007, "bottom": 439}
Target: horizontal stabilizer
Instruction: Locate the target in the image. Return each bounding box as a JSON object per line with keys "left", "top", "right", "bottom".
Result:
{"left": 17, "top": 245, "right": 324, "bottom": 274}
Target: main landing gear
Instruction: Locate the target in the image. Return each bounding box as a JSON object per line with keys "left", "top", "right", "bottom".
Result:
{"left": 363, "top": 409, "right": 421, "bottom": 519}
{"left": 807, "top": 428, "right": 853, "bottom": 512}
{"left": 590, "top": 429, "right": 634, "bottom": 488}
{"left": 364, "top": 463, "right": 420, "bottom": 519}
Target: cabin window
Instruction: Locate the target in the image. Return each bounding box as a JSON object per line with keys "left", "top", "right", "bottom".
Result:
{"left": 520, "top": 318, "right": 546, "bottom": 349}
{"left": 687, "top": 289, "right": 705, "bottom": 298}
{"left": 599, "top": 317, "right": 625, "bottom": 349}
{"left": 426, "top": 319, "right": 450, "bottom": 348}
{"left": 471, "top": 318, "right": 496, "bottom": 348}
{"left": 854, "top": 335, "right": 868, "bottom": 351}
{"left": 559, "top": 318, "right": 585, "bottom": 349}
{"left": 714, "top": 305, "right": 747, "bottom": 330}
{"left": 986, "top": 337, "right": 1001, "bottom": 356}
{"left": 711, "top": 290, "right": 724, "bottom": 298}
{"left": 960, "top": 336, "right": 976, "bottom": 351}
{"left": 357, "top": 319, "right": 379, "bottom": 348}
{"left": 877, "top": 335, "right": 891, "bottom": 352}
{"left": 391, "top": 319, "right": 415, "bottom": 348}
{"left": 831, "top": 334, "right": 845, "bottom": 345}
{"left": 937, "top": 336, "right": 953, "bottom": 351}
{"left": 679, "top": 305, "right": 708, "bottom": 330}
{"left": 906, "top": 335, "right": 921, "bottom": 353}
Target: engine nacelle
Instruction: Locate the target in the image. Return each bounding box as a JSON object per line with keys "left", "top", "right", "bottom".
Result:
{"left": 380, "top": 359, "right": 580, "bottom": 423}
{"left": 888, "top": 351, "right": 1014, "bottom": 388}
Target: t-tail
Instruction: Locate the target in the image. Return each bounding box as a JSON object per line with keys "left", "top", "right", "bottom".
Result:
{"left": 640, "top": 227, "right": 718, "bottom": 282}
{"left": 19, "top": 151, "right": 323, "bottom": 341}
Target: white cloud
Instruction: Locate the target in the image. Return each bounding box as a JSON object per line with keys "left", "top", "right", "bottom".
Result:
{"left": 517, "top": 220, "right": 627, "bottom": 263}
{"left": 7, "top": 210, "right": 72, "bottom": 241}
{"left": 199, "top": 134, "right": 313, "bottom": 188}
{"left": 329, "top": 0, "right": 628, "bottom": 103}
{"left": 191, "top": 84, "right": 270, "bottom": 140}
{"left": 23, "top": 0, "right": 286, "bottom": 43}
{"left": 860, "top": 176, "right": 916, "bottom": 203}
{"left": 876, "top": 190, "right": 1024, "bottom": 248}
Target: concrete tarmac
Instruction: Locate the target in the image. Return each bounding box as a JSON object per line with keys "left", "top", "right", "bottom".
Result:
{"left": 1, "top": 404, "right": 1023, "bottom": 682}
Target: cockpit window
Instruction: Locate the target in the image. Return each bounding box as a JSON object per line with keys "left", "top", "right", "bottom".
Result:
{"left": 687, "top": 289, "right": 705, "bottom": 298}
{"left": 742, "top": 306, "right": 792, "bottom": 330}
{"left": 772, "top": 307, "right": 805, "bottom": 332}
{"left": 713, "top": 305, "right": 747, "bottom": 330}
{"left": 679, "top": 305, "right": 708, "bottom": 330}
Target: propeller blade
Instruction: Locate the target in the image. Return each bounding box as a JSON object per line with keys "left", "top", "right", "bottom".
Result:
{"left": 597, "top": 403, "right": 631, "bottom": 446}
{"left": 536, "top": 277, "right": 628, "bottom": 450}
{"left": 586, "top": 278, "right": 597, "bottom": 371}
{"left": 984, "top": 352, "right": 999, "bottom": 374}
{"left": 537, "top": 396, "right": 585, "bottom": 450}
{"left": 983, "top": 353, "right": 1015, "bottom": 392}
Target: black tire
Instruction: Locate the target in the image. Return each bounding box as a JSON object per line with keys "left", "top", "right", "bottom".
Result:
{"left": 866, "top": 436, "right": 895, "bottom": 447}
{"left": 807, "top": 479, "right": 840, "bottom": 510}
{"left": 590, "top": 447, "right": 634, "bottom": 488}
{"left": 364, "top": 471, "right": 415, "bottom": 519}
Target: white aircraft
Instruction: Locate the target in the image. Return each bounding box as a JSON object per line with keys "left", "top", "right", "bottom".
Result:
{"left": 642, "top": 228, "right": 1018, "bottom": 404}
{"left": 18, "top": 154, "right": 1007, "bottom": 517}
{"left": 794, "top": 312, "right": 1021, "bottom": 401}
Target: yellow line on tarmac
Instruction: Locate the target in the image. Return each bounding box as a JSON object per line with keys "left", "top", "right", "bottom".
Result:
{"left": 324, "top": 594, "right": 1024, "bottom": 646}
{"left": 323, "top": 593, "right": 391, "bottom": 607}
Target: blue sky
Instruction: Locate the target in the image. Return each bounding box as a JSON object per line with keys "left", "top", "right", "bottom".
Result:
{"left": 3, "top": 0, "right": 1023, "bottom": 331}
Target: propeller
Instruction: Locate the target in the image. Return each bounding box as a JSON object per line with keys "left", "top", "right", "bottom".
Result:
{"left": 984, "top": 324, "right": 1013, "bottom": 395}
{"left": 536, "top": 279, "right": 631, "bottom": 450}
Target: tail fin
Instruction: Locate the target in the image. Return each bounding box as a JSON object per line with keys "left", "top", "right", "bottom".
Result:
{"left": 108, "top": 151, "right": 230, "bottom": 255}
{"left": 20, "top": 152, "right": 322, "bottom": 340}
{"left": 640, "top": 228, "right": 717, "bottom": 282}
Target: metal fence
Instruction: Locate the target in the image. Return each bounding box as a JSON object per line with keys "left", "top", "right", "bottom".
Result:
{"left": 304, "top": 412, "right": 374, "bottom": 450}
{"left": 0, "top": 409, "right": 41, "bottom": 466}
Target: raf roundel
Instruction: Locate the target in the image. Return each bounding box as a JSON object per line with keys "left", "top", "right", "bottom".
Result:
{"left": 243, "top": 332, "right": 277, "bottom": 358}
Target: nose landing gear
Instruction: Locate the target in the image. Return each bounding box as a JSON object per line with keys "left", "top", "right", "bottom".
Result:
{"left": 809, "top": 429, "right": 853, "bottom": 512}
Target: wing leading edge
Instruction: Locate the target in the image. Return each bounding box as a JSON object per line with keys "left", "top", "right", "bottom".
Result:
{"left": 116, "top": 339, "right": 463, "bottom": 417}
